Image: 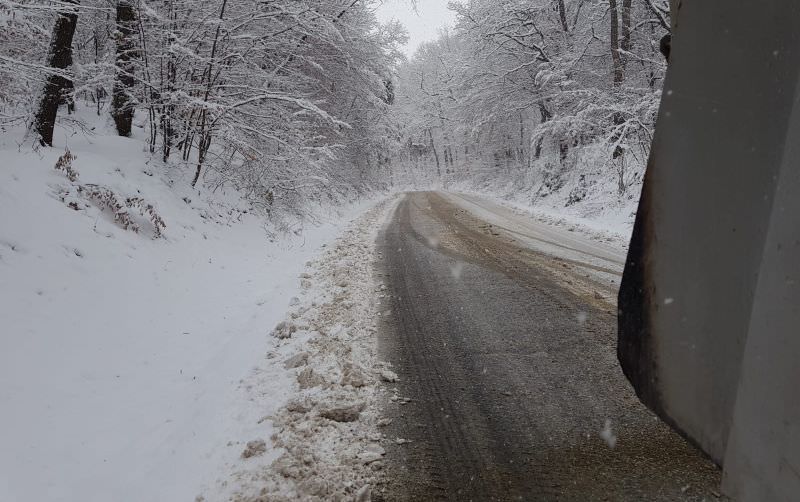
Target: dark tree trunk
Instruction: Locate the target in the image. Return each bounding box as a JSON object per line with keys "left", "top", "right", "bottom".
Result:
{"left": 160, "top": 0, "right": 178, "bottom": 161}
{"left": 191, "top": 0, "right": 228, "bottom": 188}
{"left": 621, "top": 0, "right": 632, "bottom": 53}
{"left": 619, "top": 0, "right": 633, "bottom": 79}
{"left": 557, "top": 0, "right": 569, "bottom": 32}
{"left": 93, "top": 27, "right": 103, "bottom": 115}
{"left": 610, "top": 0, "right": 627, "bottom": 174}
{"left": 534, "top": 102, "right": 552, "bottom": 160}
{"left": 112, "top": 0, "right": 137, "bottom": 137}
{"left": 518, "top": 112, "right": 526, "bottom": 167}
{"left": 609, "top": 0, "right": 624, "bottom": 85}
{"left": 538, "top": 102, "right": 552, "bottom": 123}
{"left": 534, "top": 138, "right": 544, "bottom": 159}
{"left": 62, "top": 54, "right": 76, "bottom": 115}
{"left": 428, "top": 129, "right": 441, "bottom": 177}
{"left": 192, "top": 133, "right": 210, "bottom": 187}
{"left": 33, "top": 0, "right": 79, "bottom": 147}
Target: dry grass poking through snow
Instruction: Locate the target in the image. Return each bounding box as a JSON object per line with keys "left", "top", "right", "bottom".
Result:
{"left": 226, "top": 197, "right": 398, "bottom": 502}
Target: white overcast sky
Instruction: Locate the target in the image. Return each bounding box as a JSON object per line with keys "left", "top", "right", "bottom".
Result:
{"left": 375, "top": 0, "right": 457, "bottom": 57}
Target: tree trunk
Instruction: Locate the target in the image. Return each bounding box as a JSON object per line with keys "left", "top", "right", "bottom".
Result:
{"left": 620, "top": 0, "right": 633, "bottom": 75}
{"left": 428, "top": 129, "right": 441, "bottom": 177}
{"left": 33, "top": 0, "right": 79, "bottom": 146}
{"left": 191, "top": 0, "right": 228, "bottom": 188}
{"left": 519, "top": 112, "right": 526, "bottom": 168}
{"left": 610, "top": 0, "right": 626, "bottom": 173}
{"left": 621, "top": 0, "right": 632, "bottom": 53}
{"left": 534, "top": 102, "right": 552, "bottom": 160}
{"left": 557, "top": 0, "right": 569, "bottom": 32}
{"left": 112, "top": 0, "right": 137, "bottom": 137}
{"left": 609, "top": 0, "right": 624, "bottom": 85}
{"left": 93, "top": 28, "right": 103, "bottom": 115}
{"left": 617, "top": 156, "right": 626, "bottom": 194}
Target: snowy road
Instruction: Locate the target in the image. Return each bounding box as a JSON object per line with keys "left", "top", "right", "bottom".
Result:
{"left": 375, "top": 192, "right": 722, "bottom": 500}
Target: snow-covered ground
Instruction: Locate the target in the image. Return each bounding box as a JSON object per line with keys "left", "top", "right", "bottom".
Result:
{"left": 390, "top": 154, "right": 642, "bottom": 246}
{"left": 450, "top": 175, "right": 640, "bottom": 246}
{"left": 444, "top": 193, "right": 627, "bottom": 262}
{"left": 0, "top": 112, "right": 638, "bottom": 502}
{"left": 452, "top": 190, "right": 634, "bottom": 254}
{"left": 0, "top": 120, "right": 383, "bottom": 502}
{"left": 209, "top": 197, "right": 399, "bottom": 502}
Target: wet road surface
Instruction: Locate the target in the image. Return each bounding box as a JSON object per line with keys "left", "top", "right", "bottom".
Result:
{"left": 375, "top": 192, "right": 722, "bottom": 501}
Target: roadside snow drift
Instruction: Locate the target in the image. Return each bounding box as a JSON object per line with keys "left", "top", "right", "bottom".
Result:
{"left": 211, "top": 198, "right": 399, "bottom": 502}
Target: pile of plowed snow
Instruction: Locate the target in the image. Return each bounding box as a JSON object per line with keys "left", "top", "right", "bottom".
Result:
{"left": 210, "top": 198, "right": 400, "bottom": 502}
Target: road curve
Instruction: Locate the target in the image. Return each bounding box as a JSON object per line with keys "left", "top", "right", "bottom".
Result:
{"left": 375, "top": 192, "right": 722, "bottom": 501}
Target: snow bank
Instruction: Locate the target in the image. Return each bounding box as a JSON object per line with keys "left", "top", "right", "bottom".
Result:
{"left": 454, "top": 189, "right": 633, "bottom": 253}
{"left": 390, "top": 143, "right": 644, "bottom": 242}
{"left": 0, "top": 121, "right": 380, "bottom": 502}
{"left": 446, "top": 161, "right": 641, "bottom": 243}
{"left": 390, "top": 168, "right": 638, "bottom": 250}
{"left": 208, "top": 197, "right": 399, "bottom": 501}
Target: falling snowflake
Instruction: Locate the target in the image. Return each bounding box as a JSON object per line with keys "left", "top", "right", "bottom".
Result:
{"left": 600, "top": 419, "right": 617, "bottom": 448}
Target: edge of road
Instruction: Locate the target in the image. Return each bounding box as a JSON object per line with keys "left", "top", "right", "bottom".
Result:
{"left": 448, "top": 190, "right": 632, "bottom": 255}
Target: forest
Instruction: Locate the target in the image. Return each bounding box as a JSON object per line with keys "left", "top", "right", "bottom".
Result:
{"left": 1, "top": 0, "right": 670, "bottom": 217}
{"left": 1, "top": 2, "right": 713, "bottom": 501}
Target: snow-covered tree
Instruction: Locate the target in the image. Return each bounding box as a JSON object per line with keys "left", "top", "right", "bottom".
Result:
{"left": 391, "top": 0, "right": 669, "bottom": 199}
{"left": 1, "top": 0, "right": 406, "bottom": 210}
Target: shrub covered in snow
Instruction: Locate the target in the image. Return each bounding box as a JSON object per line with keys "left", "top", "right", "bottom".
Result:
{"left": 53, "top": 149, "right": 166, "bottom": 239}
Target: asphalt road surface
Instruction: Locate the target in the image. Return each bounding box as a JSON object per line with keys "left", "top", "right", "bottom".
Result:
{"left": 375, "top": 192, "right": 722, "bottom": 501}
